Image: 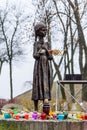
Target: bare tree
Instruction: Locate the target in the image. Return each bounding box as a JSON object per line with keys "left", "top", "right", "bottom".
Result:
{"left": 51, "top": 0, "right": 87, "bottom": 100}
{"left": 32, "top": 0, "right": 87, "bottom": 101}
{"left": 66, "top": 0, "right": 87, "bottom": 100}
{"left": 0, "top": 18, "right": 8, "bottom": 73}
{"left": 0, "top": 4, "right": 30, "bottom": 99}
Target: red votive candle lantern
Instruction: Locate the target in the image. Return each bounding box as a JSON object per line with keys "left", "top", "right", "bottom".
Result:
{"left": 81, "top": 114, "right": 85, "bottom": 120}
{"left": 85, "top": 114, "right": 87, "bottom": 120}
{"left": 15, "top": 115, "right": 20, "bottom": 120}
{"left": 10, "top": 111, "right": 14, "bottom": 117}
{"left": 41, "top": 113, "right": 46, "bottom": 120}
{"left": 25, "top": 114, "right": 29, "bottom": 120}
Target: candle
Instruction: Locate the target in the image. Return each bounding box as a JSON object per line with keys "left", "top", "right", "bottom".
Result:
{"left": 85, "top": 114, "right": 87, "bottom": 120}
{"left": 25, "top": 114, "right": 29, "bottom": 120}
{"left": 41, "top": 113, "right": 46, "bottom": 120}
{"left": 32, "top": 112, "right": 38, "bottom": 119}
{"left": 57, "top": 114, "right": 64, "bottom": 120}
{"left": 53, "top": 114, "right": 57, "bottom": 120}
{"left": 4, "top": 113, "right": 11, "bottom": 119}
{"left": 15, "top": 115, "right": 20, "bottom": 120}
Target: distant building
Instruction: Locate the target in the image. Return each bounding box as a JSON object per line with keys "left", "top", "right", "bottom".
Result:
{"left": 0, "top": 99, "right": 8, "bottom": 108}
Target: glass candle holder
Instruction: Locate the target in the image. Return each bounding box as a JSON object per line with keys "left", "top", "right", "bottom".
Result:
{"left": 13, "top": 109, "right": 18, "bottom": 115}
{"left": 4, "top": 113, "right": 11, "bottom": 119}
{"left": 41, "top": 113, "right": 46, "bottom": 120}
{"left": 81, "top": 112, "right": 86, "bottom": 120}
{"left": 25, "top": 114, "right": 29, "bottom": 120}
{"left": 53, "top": 114, "right": 57, "bottom": 120}
{"left": 15, "top": 115, "right": 20, "bottom": 120}
{"left": 81, "top": 115, "right": 85, "bottom": 120}
{"left": 85, "top": 114, "right": 87, "bottom": 120}
{"left": 76, "top": 113, "right": 82, "bottom": 119}
{"left": 57, "top": 114, "right": 64, "bottom": 120}
{"left": 32, "top": 112, "right": 38, "bottom": 119}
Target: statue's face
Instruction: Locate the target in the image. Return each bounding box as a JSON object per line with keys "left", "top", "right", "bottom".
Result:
{"left": 39, "top": 27, "right": 47, "bottom": 37}
{"left": 36, "top": 26, "right": 47, "bottom": 37}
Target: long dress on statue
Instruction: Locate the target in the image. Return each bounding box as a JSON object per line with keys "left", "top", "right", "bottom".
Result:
{"left": 32, "top": 41, "right": 53, "bottom": 101}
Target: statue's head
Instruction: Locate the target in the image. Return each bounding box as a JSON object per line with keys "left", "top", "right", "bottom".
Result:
{"left": 34, "top": 22, "right": 47, "bottom": 38}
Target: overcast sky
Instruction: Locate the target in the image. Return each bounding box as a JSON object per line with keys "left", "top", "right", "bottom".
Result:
{"left": 0, "top": 0, "right": 35, "bottom": 99}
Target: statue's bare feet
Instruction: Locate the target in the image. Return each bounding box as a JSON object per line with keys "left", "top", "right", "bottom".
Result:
{"left": 44, "top": 99, "right": 49, "bottom": 103}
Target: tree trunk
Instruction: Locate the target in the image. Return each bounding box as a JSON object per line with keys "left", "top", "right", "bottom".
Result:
{"left": 52, "top": 59, "right": 66, "bottom": 99}
{"left": 9, "top": 59, "right": 13, "bottom": 99}
{"left": 67, "top": 0, "right": 87, "bottom": 101}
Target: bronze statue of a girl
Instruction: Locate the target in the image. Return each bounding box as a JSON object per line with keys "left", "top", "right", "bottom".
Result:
{"left": 32, "top": 22, "right": 53, "bottom": 113}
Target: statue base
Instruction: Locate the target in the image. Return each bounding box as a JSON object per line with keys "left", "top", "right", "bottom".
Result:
{"left": 43, "top": 103, "right": 50, "bottom": 115}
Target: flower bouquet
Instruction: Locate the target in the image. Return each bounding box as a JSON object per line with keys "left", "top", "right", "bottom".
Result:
{"left": 48, "top": 49, "right": 63, "bottom": 56}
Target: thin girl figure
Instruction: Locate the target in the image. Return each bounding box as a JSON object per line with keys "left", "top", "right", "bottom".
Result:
{"left": 32, "top": 22, "right": 53, "bottom": 112}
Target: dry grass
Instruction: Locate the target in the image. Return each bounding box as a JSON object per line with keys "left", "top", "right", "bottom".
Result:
{"left": 15, "top": 83, "right": 84, "bottom": 112}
